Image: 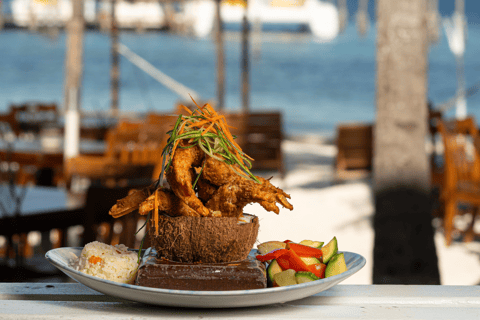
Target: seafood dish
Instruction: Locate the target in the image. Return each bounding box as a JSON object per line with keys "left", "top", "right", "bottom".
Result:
{"left": 109, "top": 102, "right": 293, "bottom": 222}
{"left": 106, "top": 101, "right": 293, "bottom": 290}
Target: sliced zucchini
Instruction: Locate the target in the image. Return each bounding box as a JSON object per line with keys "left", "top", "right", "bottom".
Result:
{"left": 257, "top": 241, "right": 286, "bottom": 255}
{"left": 299, "top": 240, "right": 324, "bottom": 248}
{"left": 325, "top": 253, "right": 348, "bottom": 278}
{"left": 295, "top": 271, "right": 319, "bottom": 284}
{"left": 273, "top": 269, "right": 297, "bottom": 287}
{"left": 267, "top": 260, "right": 283, "bottom": 287}
{"left": 300, "top": 256, "right": 321, "bottom": 266}
{"left": 321, "top": 236, "right": 338, "bottom": 264}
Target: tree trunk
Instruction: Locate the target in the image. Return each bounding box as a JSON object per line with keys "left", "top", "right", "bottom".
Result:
{"left": 373, "top": 0, "right": 440, "bottom": 284}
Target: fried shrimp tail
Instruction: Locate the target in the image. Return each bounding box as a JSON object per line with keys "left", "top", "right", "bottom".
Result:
{"left": 109, "top": 186, "right": 154, "bottom": 218}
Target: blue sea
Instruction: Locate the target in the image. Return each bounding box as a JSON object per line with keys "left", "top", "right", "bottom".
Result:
{"left": 2, "top": 0, "right": 480, "bottom": 138}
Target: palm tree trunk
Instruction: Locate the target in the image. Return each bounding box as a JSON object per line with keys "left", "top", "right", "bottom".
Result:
{"left": 373, "top": 0, "right": 440, "bottom": 284}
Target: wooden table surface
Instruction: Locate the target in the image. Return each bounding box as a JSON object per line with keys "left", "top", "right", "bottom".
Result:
{"left": 0, "top": 283, "right": 479, "bottom": 319}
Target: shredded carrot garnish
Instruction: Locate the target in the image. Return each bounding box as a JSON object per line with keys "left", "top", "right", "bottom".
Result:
{"left": 201, "top": 121, "right": 217, "bottom": 136}
{"left": 188, "top": 119, "right": 210, "bottom": 128}
{"left": 179, "top": 104, "right": 193, "bottom": 115}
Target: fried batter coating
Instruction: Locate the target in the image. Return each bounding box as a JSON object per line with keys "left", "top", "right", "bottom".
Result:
{"left": 139, "top": 189, "right": 201, "bottom": 217}
{"left": 166, "top": 142, "right": 210, "bottom": 216}
{"left": 205, "top": 176, "right": 293, "bottom": 217}
{"left": 201, "top": 155, "right": 238, "bottom": 186}
{"left": 109, "top": 149, "right": 293, "bottom": 220}
{"left": 196, "top": 176, "right": 218, "bottom": 203}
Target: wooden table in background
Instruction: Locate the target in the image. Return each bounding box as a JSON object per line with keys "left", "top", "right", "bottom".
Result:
{"left": 0, "top": 139, "right": 105, "bottom": 185}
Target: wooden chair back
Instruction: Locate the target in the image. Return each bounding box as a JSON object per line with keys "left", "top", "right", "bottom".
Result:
{"left": 438, "top": 119, "right": 480, "bottom": 195}
{"left": 66, "top": 118, "right": 169, "bottom": 186}
{"left": 243, "top": 112, "right": 285, "bottom": 178}
{"left": 335, "top": 123, "right": 373, "bottom": 173}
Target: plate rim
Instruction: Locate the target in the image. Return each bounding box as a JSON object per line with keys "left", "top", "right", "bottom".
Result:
{"left": 45, "top": 247, "right": 366, "bottom": 305}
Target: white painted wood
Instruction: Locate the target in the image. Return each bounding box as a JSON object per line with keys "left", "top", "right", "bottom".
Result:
{"left": 0, "top": 284, "right": 479, "bottom": 319}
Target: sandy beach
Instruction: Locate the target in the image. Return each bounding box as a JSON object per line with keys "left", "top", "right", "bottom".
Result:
{"left": 248, "top": 137, "right": 480, "bottom": 286}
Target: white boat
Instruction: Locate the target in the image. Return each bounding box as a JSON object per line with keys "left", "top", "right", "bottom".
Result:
{"left": 97, "top": 0, "right": 166, "bottom": 30}
{"left": 10, "top": 0, "right": 96, "bottom": 28}
{"left": 184, "top": 0, "right": 339, "bottom": 41}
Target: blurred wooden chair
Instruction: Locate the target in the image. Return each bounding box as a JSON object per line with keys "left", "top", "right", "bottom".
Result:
{"left": 438, "top": 118, "right": 480, "bottom": 245}
{"left": 334, "top": 123, "right": 373, "bottom": 180}
{"left": 65, "top": 119, "right": 168, "bottom": 188}
{"left": 433, "top": 116, "right": 479, "bottom": 193}
{"left": 243, "top": 112, "right": 285, "bottom": 179}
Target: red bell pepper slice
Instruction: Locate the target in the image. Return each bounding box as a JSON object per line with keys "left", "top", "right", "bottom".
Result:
{"left": 275, "top": 249, "right": 310, "bottom": 272}
{"left": 286, "top": 243, "right": 323, "bottom": 259}
{"left": 274, "top": 246, "right": 326, "bottom": 278}
{"left": 255, "top": 249, "right": 288, "bottom": 262}
{"left": 307, "top": 263, "right": 326, "bottom": 279}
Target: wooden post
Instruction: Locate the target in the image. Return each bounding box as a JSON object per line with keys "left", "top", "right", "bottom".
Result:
{"left": 0, "top": 0, "right": 4, "bottom": 30}
{"left": 64, "top": 0, "right": 84, "bottom": 112}
{"left": 356, "top": 0, "right": 370, "bottom": 38}
{"left": 110, "top": 0, "right": 120, "bottom": 118}
{"left": 338, "top": 0, "right": 348, "bottom": 34}
{"left": 426, "top": 0, "right": 440, "bottom": 45}
{"left": 455, "top": 0, "right": 466, "bottom": 119}
{"left": 373, "top": 0, "right": 440, "bottom": 284}
{"left": 63, "top": 0, "right": 84, "bottom": 160}
{"left": 215, "top": 0, "right": 225, "bottom": 111}
{"left": 241, "top": 0, "right": 249, "bottom": 113}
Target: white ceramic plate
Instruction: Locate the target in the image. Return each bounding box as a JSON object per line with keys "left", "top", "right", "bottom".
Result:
{"left": 46, "top": 247, "right": 366, "bottom": 308}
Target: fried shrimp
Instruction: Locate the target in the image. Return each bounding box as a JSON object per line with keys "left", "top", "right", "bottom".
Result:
{"left": 165, "top": 141, "right": 210, "bottom": 216}
{"left": 109, "top": 187, "right": 154, "bottom": 218}
{"left": 205, "top": 176, "right": 293, "bottom": 218}
{"left": 138, "top": 189, "right": 201, "bottom": 217}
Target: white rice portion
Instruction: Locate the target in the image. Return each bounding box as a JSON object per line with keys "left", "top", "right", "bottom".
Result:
{"left": 76, "top": 241, "right": 139, "bottom": 284}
